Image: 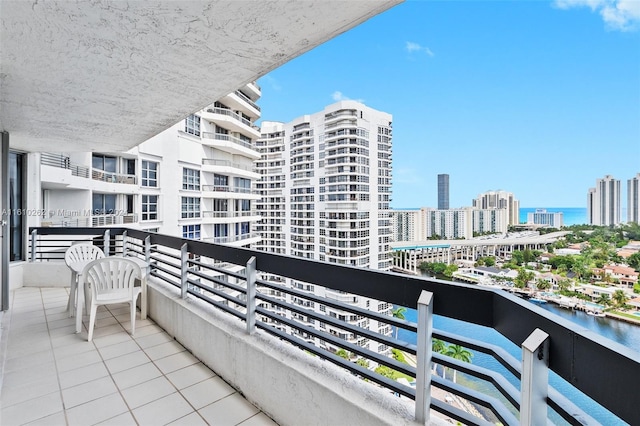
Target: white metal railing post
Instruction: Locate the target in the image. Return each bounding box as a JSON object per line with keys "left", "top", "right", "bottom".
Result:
{"left": 415, "top": 290, "right": 434, "bottom": 424}
{"left": 246, "top": 256, "right": 257, "bottom": 335}
{"left": 30, "top": 229, "right": 37, "bottom": 262}
{"left": 144, "top": 235, "right": 151, "bottom": 263}
{"left": 180, "top": 243, "right": 188, "bottom": 299}
{"left": 122, "top": 230, "right": 127, "bottom": 256}
{"left": 103, "top": 229, "right": 110, "bottom": 256}
{"left": 521, "top": 328, "right": 550, "bottom": 426}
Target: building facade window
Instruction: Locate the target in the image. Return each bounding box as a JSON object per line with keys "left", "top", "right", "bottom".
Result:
{"left": 142, "top": 195, "right": 158, "bottom": 221}
{"left": 9, "top": 152, "right": 24, "bottom": 261}
{"left": 92, "top": 154, "right": 116, "bottom": 173}
{"left": 182, "top": 224, "right": 201, "bottom": 240}
{"left": 181, "top": 197, "right": 201, "bottom": 218}
{"left": 213, "top": 199, "right": 228, "bottom": 212}
{"left": 185, "top": 114, "right": 201, "bottom": 136}
{"left": 92, "top": 193, "right": 116, "bottom": 215}
{"left": 214, "top": 174, "right": 228, "bottom": 188}
{"left": 214, "top": 223, "right": 228, "bottom": 237}
{"left": 182, "top": 168, "right": 200, "bottom": 191}
{"left": 234, "top": 177, "right": 251, "bottom": 192}
{"left": 141, "top": 160, "right": 158, "bottom": 187}
{"left": 236, "top": 221, "right": 250, "bottom": 235}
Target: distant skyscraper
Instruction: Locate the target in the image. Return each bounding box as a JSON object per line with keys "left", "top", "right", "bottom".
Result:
{"left": 628, "top": 173, "right": 640, "bottom": 225}
{"left": 588, "top": 175, "right": 621, "bottom": 226}
{"left": 438, "top": 174, "right": 449, "bottom": 210}
{"left": 472, "top": 190, "right": 519, "bottom": 226}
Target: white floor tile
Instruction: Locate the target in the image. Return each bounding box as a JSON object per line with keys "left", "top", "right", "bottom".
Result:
{"left": 198, "top": 393, "right": 260, "bottom": 426}
{"left": 181, "top": 376, "right": 236, "bottom": 409}
{"left": 132, "top": 392, "right": 194, "bottom": 425}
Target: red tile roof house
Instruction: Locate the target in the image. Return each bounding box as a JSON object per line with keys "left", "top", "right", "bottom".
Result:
{"left": 602, "top": 265, "right": 639, "bottom": 288}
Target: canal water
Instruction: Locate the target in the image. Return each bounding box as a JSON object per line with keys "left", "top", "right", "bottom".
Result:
{"left": 397, "top": 302, "right": 637, "bottom": 425}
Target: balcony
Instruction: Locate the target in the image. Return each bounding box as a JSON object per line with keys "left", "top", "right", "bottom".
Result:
{"left": 91, "top": 169, "right": 137, "bottom": 185}
{"left": 11, "top": 226, "right": 640, "bottom": 425}
{"left": 201, "top": 159, "right": 260, "bottom": 180}
{"left": 201, "top": 132, "right": 261, "bottom": 159}
{"left": 1, "top": 287, "right": 278, "bottom": 425}
{"left": 201, "top": 108, "right": 260, "bottom": 139}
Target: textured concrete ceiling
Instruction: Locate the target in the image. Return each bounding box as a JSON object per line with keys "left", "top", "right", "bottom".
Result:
{"left": 1, "top": 0, "right": 401, "bottom": 152}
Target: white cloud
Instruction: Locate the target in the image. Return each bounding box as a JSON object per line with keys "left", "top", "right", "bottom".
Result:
{"left": 405, "top": 41, "right": 435, "bottom": 57}
{"left": 261, "top": 75, "right": 281, "bottom": 91}
{"left": 554, "top": 0, "right": 640, "bottom": 31}
{"left": 331, "top": 91, "right": 364, "bottom": 103}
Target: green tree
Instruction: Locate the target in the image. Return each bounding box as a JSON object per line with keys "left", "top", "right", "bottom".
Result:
{"left": 628, "top": 253, "right": 640, "bottom": 272}
{"left": 355, "top": 358, "right": 370, "bottom": 369}
{"left": 511, "top": 251, "right": 525, "bottom": 266}
{"left": 613, "top": 289, "right": 628, "bottom": 308}
{"left": 536, "top": 280, "right": 551, "bottom": 291}
{"left": 392, "top": 306, "right": 407, "bottom": 339}
{"left": 443, "top": 264, "right": 458, "bottom": 278}
{"left": 596, "top": 294, "right": 611, "bottom": 307}
{"left": 444, "top": 345, "right": 473, "bottom": 383}
{"left": 514, "top": 268, "right": 534, "bottom": 289}
{"left": 336, "top": 349, "right": 350, "bottom": 360}
{"left": 432, "top": 339, "right": 447, "bottom": 377}
{"left": 375, "top": 365, "right": 395, "bottom": 379}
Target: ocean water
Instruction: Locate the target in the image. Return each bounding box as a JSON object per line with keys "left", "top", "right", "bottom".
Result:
{"left": 519, "top": 207, "right": 587, "bottom": 226}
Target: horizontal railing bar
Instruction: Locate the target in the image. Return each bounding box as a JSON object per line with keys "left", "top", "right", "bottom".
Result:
{"left": 187, "top": 279, "right": 247, "bottom": 310}
{"left": 256, "top": 278, "right": 415, "bottom": 332}
{"left": 547, "top": 387, "right": 598, "bottom": 426}
{"left": 188, "top": 286, "right": 245, "bottom": 321}
{"left": 433, "top": 329, "right": 521, "bottom": 379}
{"left": 255, "top": 292, "right": 416, "bottom": 357}
{"left": 187, "top": 275, "right": 247, "bottom": 301}
{"left": 255, "top": 306, "right": 415, "bottom": 378}
{"left": 433, "top": 353, "right": 520, "bottom": 410}
{"left": 432, "top": 375, "right": 519, "bottom": 426}
{"left": 430, "top": 397, "right": 494, "bottom": 426}
{"left": 254, "top": 321, "right": 415, "bottom": 399}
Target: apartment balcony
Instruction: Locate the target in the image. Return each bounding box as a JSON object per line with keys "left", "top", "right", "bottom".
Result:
{"left": 201, "top": 132, "right": 261, "bottom": 160}
{"left": 201, "top": 159, "right": 260, "bottom": 180}
{"left": 201, "top": 211, "right": 261, "bottom": 225}
{"left": 218, "top": 91, "right": 261, "bottom": 119}
{"left": 201, "top": 184, "right": 261, "bottom": 200}
{"left": 40, "top": 153, "right": 92, "bottom": 190}
{"left": 10, "top": 227, "right": 640, "bottom": 426}
{"left": 201, "top": 108, "right": 260, "bottom": 140}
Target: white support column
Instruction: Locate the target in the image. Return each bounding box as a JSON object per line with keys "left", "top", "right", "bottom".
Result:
{"left": 103, "top": 229, "right": 110, "bottom": 256}
{"left": 122, "top": 230, "right": 128, "bottom": 256}
{"left": 246, "top": 256, "right": 257, "bottom": 335}
{"left": 30, "top": 229, "right": 37, "bottom": 262}
{"left": 180, "top": 243, "right": 188, "bottom": 299}
{"left": 521, "top": 328, "right": 550, "bottom": 426}
{"left": 415, "top": 290, "right": 433, "bottom": 424}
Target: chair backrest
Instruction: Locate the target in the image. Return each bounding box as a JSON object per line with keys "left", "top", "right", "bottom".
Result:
{"left": 82, "top": 257, "right": 141, "bottom": 299}
{"left": 65, "top": 243, "right": 105, "bottom": 266}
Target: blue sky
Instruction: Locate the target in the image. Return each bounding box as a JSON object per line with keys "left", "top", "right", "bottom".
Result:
{"left": 257, "top": 0, "right": 640, "bottom": 209}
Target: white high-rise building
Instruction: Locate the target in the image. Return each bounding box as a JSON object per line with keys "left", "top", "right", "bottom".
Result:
{"left": 628, "top": 173, "right": 640, "bottom": 225}
{"left": 40, "top": 82, "right": 263, "bottom": 247}
{"left": 255, "top": 100, "right": 393, "bottom": 355}
{"left": 391, "top": 209, "right": 422, "bottom": 242}
{"left": 421, "top": 207, "right": 472, "bottom": 239}
{"left": 588, "top": 175, "right": 621, "bottom": 226}
{"left": 527, "top": 209, "right": 564, "bottom": 228}
{"left": 472, "top": 190, "right": 520, "bottom": 226}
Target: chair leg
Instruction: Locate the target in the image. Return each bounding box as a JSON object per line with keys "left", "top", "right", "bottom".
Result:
{"left": 84, "top": 282, "right": 91, "bottom": 316}
{"left": 88, "top": 303, "right": 98, "bottom": 342}
{"left": 67, "top": 272, "right": 77, "bottom": 318}
{"left": 130, "top": 301, "right": 136, "bottom": 336}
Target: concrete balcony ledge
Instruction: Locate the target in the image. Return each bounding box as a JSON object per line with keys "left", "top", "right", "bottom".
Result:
{"left": 146, "top": 278, "right": 421, "bottom": 426}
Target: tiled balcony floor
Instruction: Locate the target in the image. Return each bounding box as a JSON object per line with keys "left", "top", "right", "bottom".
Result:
{"left": 1, "top": 287, "right": 278, "bottom": 426}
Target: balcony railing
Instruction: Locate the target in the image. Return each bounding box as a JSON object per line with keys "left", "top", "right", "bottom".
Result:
{"left": 41, "top": 152, "right": 90, "bottom": 178}
{"left": 201, "top": 132, "right": 254, "bottom": 150}
{"left": 234, "top": 90, "right": 261, "bottom": 112}
{"left": 201, "top": 159, "right": 255, "bottom": 173}
{"left": 201, "top": 184, "right": 255, "bottom": 194}
{"left": 27, "top": 226, "right": 640, "bottom": 425}
{"left": 205, "top": 107, "right": 260, "bottom": 131}
{"left": 91, "top": 169, "right": 137, "bottom": 184}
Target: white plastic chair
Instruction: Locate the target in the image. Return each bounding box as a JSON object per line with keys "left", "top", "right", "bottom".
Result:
{"left": 64, "top": 243, "right": 105, "bottom": 317}
{"left": 82, "top": 257, "right": 142, "bottom": 341}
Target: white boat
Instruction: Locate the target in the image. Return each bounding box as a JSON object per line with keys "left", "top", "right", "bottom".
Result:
{"left": 586, "top": 310, "right": 606, "bottom": 317}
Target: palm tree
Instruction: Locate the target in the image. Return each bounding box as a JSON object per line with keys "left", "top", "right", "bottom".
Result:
{"left": 596, "top": 294, "right": 610, "bottom": 308}
{"left": 612, "top": 290, "right": 628, "bottom": 308}
{"left": 444, "top": 345, "right": 473, "bottom": 383}
{"left": 392, "top": 306, "right": 407, "bottom": 339}
{"left": 432, "top": 339, "right": 447, "bottom": 377}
